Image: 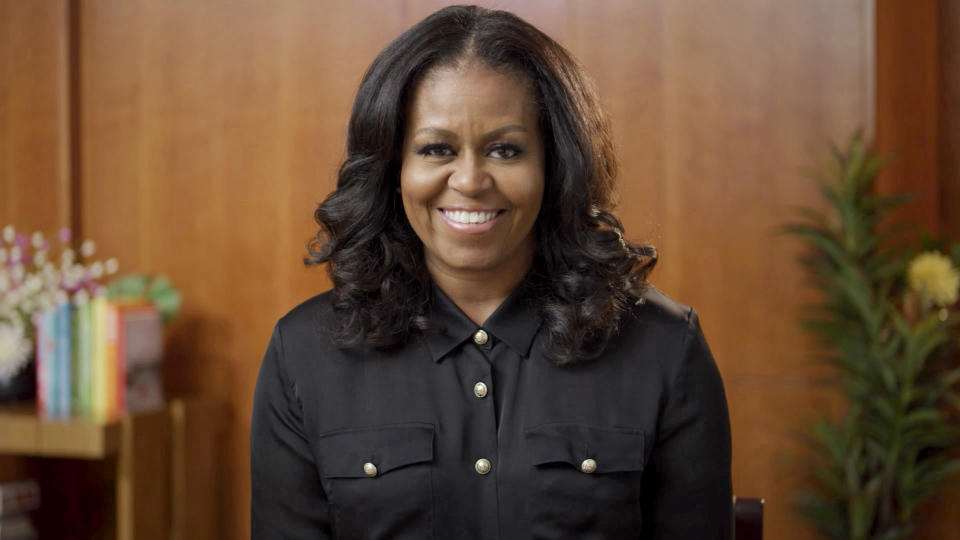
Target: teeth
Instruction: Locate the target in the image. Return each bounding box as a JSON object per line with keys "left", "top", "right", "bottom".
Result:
{"left": 443, "top": 210, "right": 499, "bottom": 224}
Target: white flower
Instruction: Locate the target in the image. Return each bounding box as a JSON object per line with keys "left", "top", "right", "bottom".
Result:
{"left": 11, "top": 264, "right": 24, "bottom": 283}
{"left": 2, "top": 226, "right": 14, "bottom": 244}
{"left": 33, "top": 292, "right": 53, "bottom": 312}
{"left": 69, "top": 264, "right": 85, "bottom": 283}
{"left": 80, "top": 240, "right": 96, "bottom": 258}
{"left": 5, "top": 289, "right": 20, "bottom": 307}
{"left": 0, "top": 272, "right": 8, "bottom": 292}
{"left": 30, "top": 232, "right": 44, "bottom": 249}
{"left": 0, "top": 319, "right": 32, "bottom": 382}
{"left": 33, "top": 251, "right": 46, "bottom": 266}
{"left": 9, "top": 246, "right": 21, "bottom": 264}
{"left": 73, "top": 289, "right": 90, "bottom": 305}
{"left": 105, "top": 258, "right": 119, "bottom": 275}
{"left": 61, "top": 248, "right": 75, "bottom": 267}
{"left": 24, "top": 275, "right": 42, "bottom": 293}
{"left": 89, "top": 261, "right": 104, "bottom": 279}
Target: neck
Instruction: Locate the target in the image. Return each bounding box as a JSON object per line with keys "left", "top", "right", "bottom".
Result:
{"left": 427, "top": 250, "right": 533, "bottom": 326}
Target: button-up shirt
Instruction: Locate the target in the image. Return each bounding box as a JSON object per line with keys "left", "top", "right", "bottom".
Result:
{"left": 250, "top": 282, "right": 732, "bottom": 539}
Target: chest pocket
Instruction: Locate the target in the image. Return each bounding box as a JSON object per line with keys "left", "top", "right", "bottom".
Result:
{"left": 314, "top": 422, "right": 435, "bottom": 540}
{"left": 524, "top": 423, "right": 646, "bottom": 539}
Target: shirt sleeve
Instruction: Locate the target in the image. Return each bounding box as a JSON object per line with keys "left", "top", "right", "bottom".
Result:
{"left": 250, "top": 324, "right": 333, "bottom": 539}
{"left": 640, "top": 308, "right": 733, "bottom": 539}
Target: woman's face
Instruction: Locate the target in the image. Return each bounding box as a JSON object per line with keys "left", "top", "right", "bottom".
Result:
{"left": 400, "top": 64, "right": 545, "bottom": 281}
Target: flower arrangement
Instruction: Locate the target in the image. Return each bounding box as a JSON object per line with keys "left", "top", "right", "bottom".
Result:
{"left": 785, "top": 134, "right": 960, "bottom": 540}
{"left": 0, "top": 226, "right": 118, "bottom": 385}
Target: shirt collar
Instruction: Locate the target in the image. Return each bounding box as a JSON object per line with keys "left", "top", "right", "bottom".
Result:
{"left": 423, "top": 280, "right": 541, "bottom": 363}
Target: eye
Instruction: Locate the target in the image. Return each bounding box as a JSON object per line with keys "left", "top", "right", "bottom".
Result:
{"left": 416, "top": 143, "right": 455, "bottom": 158}
{"left": 488, "top": 143, "right": 523, "bottom": 160}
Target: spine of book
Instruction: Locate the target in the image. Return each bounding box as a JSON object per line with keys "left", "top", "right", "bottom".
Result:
{"left": 71, "top": 302, "right": 81, "bottom": 416}
{"left": 105, "top": 302, "right": 119, "bottom": 419}
{"left": 90, "top": 295, "right": 107, "bottom": 422}
{"left": 76, "top": 299, "right": 93, "bottom": 419}
{"left": 33, "top": 310, "right": 50, "bottom": 418}
{"left": 55, "top": 302, "right": 72, "bottom": 419}
{"left": 115, "top": 306, "right": 127, "bottom": 414}
{"left": 0, "top": 479, "right": 41, "bottom": 517}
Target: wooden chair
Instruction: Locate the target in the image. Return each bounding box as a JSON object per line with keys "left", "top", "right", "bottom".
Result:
{"left": 733, "top": 496, "right": 764, "bottom": 540}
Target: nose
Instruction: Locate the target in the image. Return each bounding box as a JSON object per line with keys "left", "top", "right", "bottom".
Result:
{"left": 447, "top": 153, "right": 490, "bottom": 196}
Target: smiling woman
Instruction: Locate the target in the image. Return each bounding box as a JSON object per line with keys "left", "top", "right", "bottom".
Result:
{"left": 251, "top": 5, "right": 732, "bottom": 539}
{"left": 400, "top": 65, "right": 545, "bottom": 323}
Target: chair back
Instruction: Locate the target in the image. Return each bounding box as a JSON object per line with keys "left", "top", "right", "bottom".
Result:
{"left": 733, "top": 496, "right": 764, "bottom": 540}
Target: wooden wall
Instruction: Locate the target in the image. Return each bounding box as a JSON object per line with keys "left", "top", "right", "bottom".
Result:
{"left": 8, "top": 1, "right": 954, "bottom": 539}
{"left": 874, "top": 1, "right": 960, "bottom": 537}
{"left": 0, "top": 1, "right": 71, "bottom": 238}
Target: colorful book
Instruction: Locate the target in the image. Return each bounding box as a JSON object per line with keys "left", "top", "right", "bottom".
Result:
{"left": 54, "top": 302, "right": 72, "bottom": 419}
{"left": 118, "top": 304, "right": 164, "bottom": 412}
{"left": 105, "top": 303, "right": 119, "bottom": 419}
{"left": 90, "top": 295, "right": 108, "bottom": 422}
{"left": 73, "top": 300, "right": 93, "bottom": 419}
{"left": 33, "top": 310, "right": 54, "bottom": 418}
{"left": 0, "top": 480, "right": 41, "bottom": 517}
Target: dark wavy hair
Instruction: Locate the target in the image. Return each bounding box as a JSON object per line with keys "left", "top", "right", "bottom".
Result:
{"left": 307, "top": 5, "right": 657, "bottom": 365}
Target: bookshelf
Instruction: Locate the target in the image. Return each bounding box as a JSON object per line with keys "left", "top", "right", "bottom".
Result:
{"left": 0, "top": 398, "right": 222, "bottom": 540}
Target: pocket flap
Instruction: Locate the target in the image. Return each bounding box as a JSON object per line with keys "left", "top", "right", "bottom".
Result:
{"left": 316, "top": 422, "right": 435, "bottom": 478}
{"left": 524, "top": 423, "right": 645, "bottom": 473}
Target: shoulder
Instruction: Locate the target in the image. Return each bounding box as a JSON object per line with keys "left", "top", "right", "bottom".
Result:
{"left": 609, "top": 284, "right": 713, "bottom": 378}
{"left": 624, "top": 284, "right": 695, "bottom": 333}
{"left": 272, "top": 290, "right": 336, "bottom": 350}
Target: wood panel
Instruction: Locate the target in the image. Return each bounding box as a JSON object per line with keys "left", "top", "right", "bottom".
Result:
{"left": 577, "top": 3, "right": 871, "bottom": 534}
{"left": 914, "top": 1, "right": 960, "bottom": 537}
{"left": 940, "top": 0, "right": 960, "bottom": 236}
{"left": 874, "top": 0, "right": 940, "bottom": 235}
{"left": 79, "top": 2, "right": 404, "bottom": 538}
{"left": 0, "top": 0, "right": 70, "bottom": 490}
{"left": 0, "top": 0, "right": 71, "bottom": 237}
{"left": 874, "top": 1, "right": 960, "bottom": 537}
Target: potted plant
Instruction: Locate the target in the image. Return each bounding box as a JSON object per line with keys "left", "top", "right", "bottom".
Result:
{"left": 786, "top": 134, "right": 960, "bottom": 539}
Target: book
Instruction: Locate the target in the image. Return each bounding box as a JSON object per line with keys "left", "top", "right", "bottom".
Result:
{"left": 105, "top": 303, "right": 119, "bottom": 419}
{"left": 0, "top": 480, "right": 40, "bottom": 517}
{"left": 73, "top": 300, "right": 93, "bottom": 419}
{"left": 54, "top": 302, "right": 71, "bottom": 419}
{"left": 89, "top": 295, "right": 107, "bottom": 422}
{"left": 117, "top": 304, "right": 164, "bottom": 412}
{"left": 0, "top": 513, "right": 37, "bottom": 539}
{"left": 33, "top": 310, "right": 55, "bottom": 419}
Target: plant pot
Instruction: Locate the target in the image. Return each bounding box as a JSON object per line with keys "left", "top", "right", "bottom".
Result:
{"left": 0, "top": 358, "right": 36, "bottom": 403}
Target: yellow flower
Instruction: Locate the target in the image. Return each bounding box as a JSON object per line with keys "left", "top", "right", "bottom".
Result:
{"left": 907, "top": 251, "right": 960, "bottom": 307}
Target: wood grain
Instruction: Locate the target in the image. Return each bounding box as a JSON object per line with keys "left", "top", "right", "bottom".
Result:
{"left": 874, "top": 0, "right": 940, "bottom": 236}
{"left": 79, "top": 2, "right": 403, "bottom": 537}
{"left": 0, "top": 0, "right": 70, "bottom": 237}
{"left": 913, "top": 2, "right": 960, "bottom": 537}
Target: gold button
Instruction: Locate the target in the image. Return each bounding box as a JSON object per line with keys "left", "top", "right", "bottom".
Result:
{"left": 473, "top": 329, "right": 489, "bottom": 345}
{"left": 581, "top": 458, "right": 597, "bottom": 474}
{"left": 363, "top": 462, "right": 378, "bottom": 477}
{"left": 473, "top": 382, "right": 488, "bottom": 398}
{"left": 475, "top": 458, "right": 492, "bottom": 475}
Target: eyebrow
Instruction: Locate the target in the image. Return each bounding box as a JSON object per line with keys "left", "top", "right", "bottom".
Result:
{"left": 413, "top": 125, "right": 528, "bottom": 139}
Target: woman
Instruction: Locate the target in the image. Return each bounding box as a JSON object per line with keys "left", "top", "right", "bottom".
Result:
{"left": 251, "top": 5, "right": 731, "bottom": 539}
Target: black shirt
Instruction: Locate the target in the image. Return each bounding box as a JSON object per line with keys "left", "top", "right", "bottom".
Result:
{"left": 250, "top": 282, "right": 732, "bottom": 539}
